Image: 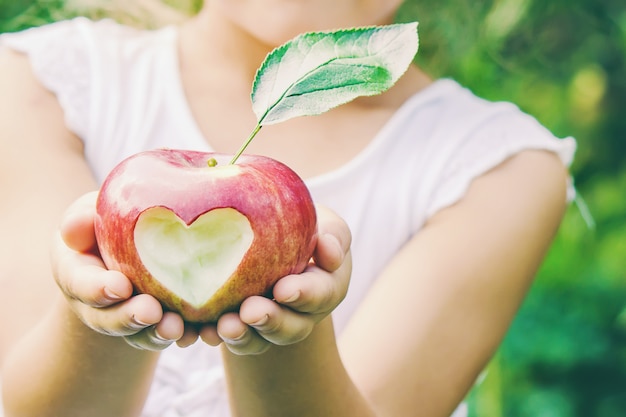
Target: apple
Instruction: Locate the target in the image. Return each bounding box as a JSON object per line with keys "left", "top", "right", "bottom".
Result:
{"left": 94, "top": 149, "right": 317, "bottom": 323}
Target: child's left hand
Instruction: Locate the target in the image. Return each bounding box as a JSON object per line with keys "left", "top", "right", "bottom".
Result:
{"left": 200, "top": 205, "right": 352, "bottom": 355}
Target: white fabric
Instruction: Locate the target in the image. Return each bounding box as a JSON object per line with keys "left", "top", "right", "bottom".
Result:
{"left": 0, "top": 17, "right": 576, "bottom": 417}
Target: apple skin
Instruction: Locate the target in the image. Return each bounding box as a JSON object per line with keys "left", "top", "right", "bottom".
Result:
{"left": 94, "top": 149, "right": 317, "bottom": 323}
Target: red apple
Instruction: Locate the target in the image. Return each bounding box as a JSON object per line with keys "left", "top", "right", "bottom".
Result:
{"left": 94, "top": 149, "right": 317, "bottom": 323}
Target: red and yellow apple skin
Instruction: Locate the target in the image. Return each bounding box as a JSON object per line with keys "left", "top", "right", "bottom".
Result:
{"left": 94, "top": 149, "right": 318, "bottom": 323}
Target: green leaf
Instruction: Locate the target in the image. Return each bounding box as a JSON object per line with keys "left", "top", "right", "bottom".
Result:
{"left": 251, "top": 22, "right": 419, "bottom": 126}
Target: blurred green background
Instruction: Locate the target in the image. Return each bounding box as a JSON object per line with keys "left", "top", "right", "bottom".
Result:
{"left": 2, "top": 1, "right": 624, "bottom": 416}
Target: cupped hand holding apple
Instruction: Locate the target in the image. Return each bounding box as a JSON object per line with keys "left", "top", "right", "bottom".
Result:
{"left": 204, "top": 205, "right": 352, "bottom": 355}
{"left": 53, "top": 192, "right": 351, "bottom": 352}
{"left": 53, "top": 192, "right": 185, "bottom": 351}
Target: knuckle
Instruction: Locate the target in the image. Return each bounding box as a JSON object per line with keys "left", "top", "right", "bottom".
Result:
{"left": 83, "top": 318, "right": 118, "bottom": 337}
{"left": 254, "top": 316, "right": 282, "bottom": 335}
{"left": 260, "top": 314, "right": 314, "bottom": 346}
{"left": 309, "top": 279, "right": 337, "bottom": 313}
{"left": 279, "top": 324, "right": 312, "bottom": 345}
{"left": 124, "top": 329, "right": 172, "bottom": 351}
{"left": 123, "top": 335, "right": 149, "bottom": 350}
{"left": 225, "top": 335, "right": 269, "bottom": 356}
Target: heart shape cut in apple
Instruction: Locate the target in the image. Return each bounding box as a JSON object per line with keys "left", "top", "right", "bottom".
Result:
{"left": 134, "top": 206, "right": 254, "bottom": 308}
{"left": 94, "top": 149, "right": 317, "bottom": 323}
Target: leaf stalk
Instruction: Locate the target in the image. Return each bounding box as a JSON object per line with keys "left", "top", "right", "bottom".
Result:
{"left": 229, "top": 124, "right": 262, "bottom": 165}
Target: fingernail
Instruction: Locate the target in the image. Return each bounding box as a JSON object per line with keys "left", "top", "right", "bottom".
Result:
{"left": 250, "top": 314, "right": 269, "bottom": 327}
{"left": 154, "top": 328, "right": 171, "bottom": 342}
{"left": 129, "top": 315, "right": 151, "bottom": 329}
{"left": 103, "top": 287, "right": 123, "bottom": 301}
{"left": 222, "top": 329, "right": 248, "bottom": 343}
{"left": 283, "top": 291, "right": 301, "bottom": 303}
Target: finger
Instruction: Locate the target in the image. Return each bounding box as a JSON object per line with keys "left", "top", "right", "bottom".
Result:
{"left": 73, "top": 293, "right": 164, "bottom": 338}
{"left": 199, "top": 325, "right": 222, "bottom": 347}
{"left": 238, "top": 296, "right": 315, "bottom": 346}
{"left": 59, "top": 191, "right": 99, "bottom": 253}
{"left": 123, "top": 327, "right": 173, "bottom": 351}
{"left": 273, "top": 252, "right": 352, "bottom": 314}
{"left": 313, "top": 233, "right": 344, "bottom": 272}
{"left": 64, "top": 264, "right": 133, "bottom": 308}
{"left": 176, "top": 322, "right": 200, "bottom": 348}
{"left": 52, "top": 232, "right": 133, "bottom": 308}
{"left": 124, "top": 311, "right": 185, "bottom": 351}
{"left": 217, "top": 312, "right": 271, "bottom": 355}
{"left": 313, "top": 205, "right": 352, "bottom": 272}
{"left": 154, "top": 311, "right": 186, "bottom": 341}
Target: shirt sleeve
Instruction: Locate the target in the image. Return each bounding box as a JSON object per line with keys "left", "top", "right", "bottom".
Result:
{"left": 0, "top": 17, "right": 98, "bottom": 140}
{"left": 0, "top": 17, "right": 181, "bottom": 184}
{"left": 423, "top": 102, "right": 577, "bottom": 220}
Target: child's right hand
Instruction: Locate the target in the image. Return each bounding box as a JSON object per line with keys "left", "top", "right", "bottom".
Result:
{"left": 51, "top": 192, "right": 195, "bottom": 351}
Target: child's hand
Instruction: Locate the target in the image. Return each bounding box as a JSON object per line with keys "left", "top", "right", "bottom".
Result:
{"left": 51, "top": 192, "right": 191, "bottom": 351}
{"left": 201, "top": 206, "right": 352, "bottom": 355}
{"left": 52, "top": 193, "right": 351, "bottom": 354}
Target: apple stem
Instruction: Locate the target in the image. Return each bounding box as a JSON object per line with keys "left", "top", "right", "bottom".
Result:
{"left": 229, "top": 124, "right": 262, "bottom": 165}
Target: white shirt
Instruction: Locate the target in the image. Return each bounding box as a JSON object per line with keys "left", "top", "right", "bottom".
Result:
{"left": 1, "top": 17, "right": 576, "bottom": 417}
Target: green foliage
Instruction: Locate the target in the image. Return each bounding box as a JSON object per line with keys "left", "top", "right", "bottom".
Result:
{"left": 0, "top": 0, "right": 74, "bottom": 32}
{"left": 2, "top": 1, "right": 625, "bottom": 415}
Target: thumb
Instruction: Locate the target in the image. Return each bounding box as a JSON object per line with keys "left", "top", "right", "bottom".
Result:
{"left": 313, "top": 205, "right": 352, "bottom": 272}
{"left": 59, "top": 191, "right": 99, "bottom": 253}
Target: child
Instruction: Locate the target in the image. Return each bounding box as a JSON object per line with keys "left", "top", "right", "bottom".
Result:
{"left": 0, "top": 1, "right": 575, "bottom": 416}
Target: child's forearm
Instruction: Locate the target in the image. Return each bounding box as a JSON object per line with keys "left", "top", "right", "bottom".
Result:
{"left": 221, "top": 316, "right": 376, "bottom": 417}
{"left": 2, "top": 298, "right": 159, "bottom": 417}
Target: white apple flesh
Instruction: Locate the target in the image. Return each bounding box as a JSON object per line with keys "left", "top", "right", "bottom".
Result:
{"left": 94, "top": 149, "right": 317, "bottom": 323}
